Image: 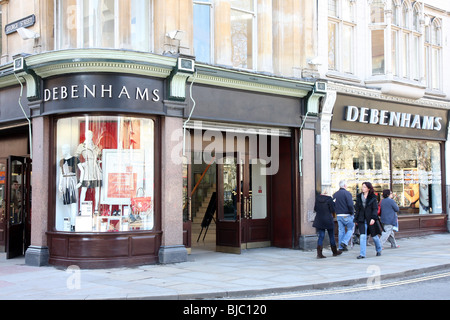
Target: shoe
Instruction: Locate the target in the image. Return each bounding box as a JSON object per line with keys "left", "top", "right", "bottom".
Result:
{"left": 316, "top": 246, "right": 326, "bottom": 259}
{"left": 340, "top": 243, "right": 348, "bottom": 251}
{"left": 357, "top": 255, "right": 365, "bottom": 259}
{"left": 331, "top": 245, "right": 343, "bottom": 256}
{"left": 376, "top": 252, "right": 382, "bottom": 256}
{"left": 391, "top": 245, "right": 399, "bottom": 248}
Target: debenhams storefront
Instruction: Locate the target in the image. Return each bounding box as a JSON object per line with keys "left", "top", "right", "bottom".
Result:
{"left": 0, "top": 50, "right": 316, "bottom": 268}
{"left": 327, "top": 91, "right": 449, "bottom": 237}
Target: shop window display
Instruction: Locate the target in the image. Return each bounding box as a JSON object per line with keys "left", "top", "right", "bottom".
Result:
{"left": 330, "top": 133, "right": 442, "bottom": 215}
{"left": 391, "top": 139, "right": 442, "bottom": 214}
{"left": 55, "top": 116, "right": 154, "bottom": 232}
{"left": 330, "top": 134, "right": 390, "bottom": 199}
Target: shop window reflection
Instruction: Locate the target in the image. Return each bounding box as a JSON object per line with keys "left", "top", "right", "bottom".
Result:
{"left": 331, "top": 134, "right": 442, "bottom": 215}
{"left": 331, "top": 134, "right": 390, "bottom": 201}
{"left": 392, "top": 139, "right": 442, "bottom": 214}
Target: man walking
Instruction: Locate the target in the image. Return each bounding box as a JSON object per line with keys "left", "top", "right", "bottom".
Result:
{"left": 333, "top": 181, "right": 354, "bottom": 251}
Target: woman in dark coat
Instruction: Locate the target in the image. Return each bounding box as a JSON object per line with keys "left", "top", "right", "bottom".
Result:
{"left": 313, "top": 188, "right": 342, "bottom": 258}
{"left": 354, "top": 182, "right": 383, "bottom": 259}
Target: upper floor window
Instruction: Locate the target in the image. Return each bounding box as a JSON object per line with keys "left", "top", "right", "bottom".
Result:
{"left": 193, "top": 0, "right": 256, "bottom": 70}
{"left": 328, "top": 0, "right": 355, "bottom": 74}
{"left": 424, "top": 17, "right": 442, "bottom": 91}
{"left": 413, "top": 5, "right": 420, "bottom": 31}
{"left": 230, "top": 0, "right": 256, "bottom": 69}
{"left": 401, "top": 1, "right": 409, "bottom": 28}
{"left": 371, "top": 0, "right": 385, "bottom": 23}
{"left": 0, "top": 5, "right": 2, "bottom": 56}
{"left": 370, "top": 0, "right": 386, "bottom": 75}
{"left": 391, "top": 0, "right": 398, "bottom": 25}
{"left": 55, "top": 0, "right": 152, "bottom": 52}
{"left": 193, "top": 0, "right": 213, "bottom": 64}
{"left": 371, "top": 0, "right": 422, "bottom": 80}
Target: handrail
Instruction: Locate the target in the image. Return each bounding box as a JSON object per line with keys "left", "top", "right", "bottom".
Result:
{"left": 183, "top": 157, "right": 215, "bottom": 211}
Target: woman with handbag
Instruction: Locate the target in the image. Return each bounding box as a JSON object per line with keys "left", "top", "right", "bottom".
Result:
{"left": 313, "top": 187, "right": 342, "bottom": 259}
{"left": 354, "top": 182, "right": 383, "bottom": 259}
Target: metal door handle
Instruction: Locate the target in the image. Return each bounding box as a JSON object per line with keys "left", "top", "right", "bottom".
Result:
{"left": 188, "top": 197, "right": 192, "bottom": 221}
{"left": 244, "top": 197, "right": 249, "bottom": 219}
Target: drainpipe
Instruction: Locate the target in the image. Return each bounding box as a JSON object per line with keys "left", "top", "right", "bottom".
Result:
{"left": 13, "top": 56, "right": 37, "bottom": 160}
{"left": 183, "top": 70, "right": 198, "bottom": 157}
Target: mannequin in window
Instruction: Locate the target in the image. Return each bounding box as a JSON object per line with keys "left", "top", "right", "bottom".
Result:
{"left": 75, "top": 130, "right": 102, "bottom": 214}
{"left": 59, "top": 144, "right": 79, "bottom": 231}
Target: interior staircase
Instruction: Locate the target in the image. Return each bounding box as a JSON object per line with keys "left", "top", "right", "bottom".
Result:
{"left": 192, "top": 184, "right": 216, "bottom": 247}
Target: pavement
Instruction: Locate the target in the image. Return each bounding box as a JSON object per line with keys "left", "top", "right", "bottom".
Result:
{"left": 0, "top": 233, "right": 450, "bottom": 300}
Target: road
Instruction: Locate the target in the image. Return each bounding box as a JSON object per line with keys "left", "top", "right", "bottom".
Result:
{"left": 247, "top": 270, "right": 450, "bottom": 300}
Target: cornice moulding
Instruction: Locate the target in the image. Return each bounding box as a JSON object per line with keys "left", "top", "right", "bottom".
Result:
{"left": 327, "top": 82, "right": 450, "bottom": 110}
{"left": 0, "top": 49, "right": 314, "bottom": 98}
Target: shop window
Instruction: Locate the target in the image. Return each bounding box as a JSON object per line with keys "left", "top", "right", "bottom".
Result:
{"left": 55, "top": 0, "right": 152, "bottom": 51}
{"left": 330, "top": 134, "right": 390, "bottom": 199}
{"left": 55, "top": 116, "right": 155, "bottom": 232}
{"left": 392, "top": 139, "right": 442, "bottom": 214}
{"left": 331, "top": 133, "right": 443, "bottom": 215}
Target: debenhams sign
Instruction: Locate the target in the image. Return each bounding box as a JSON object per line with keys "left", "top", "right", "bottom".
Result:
{"left": 44, "top": 84, "right": 161, "bottom": 102}
{"left": 43, "top": 74, "right": 165, "bottom": 115}
{"left": 345, "top": 106, "right": 443, "bottom": 131}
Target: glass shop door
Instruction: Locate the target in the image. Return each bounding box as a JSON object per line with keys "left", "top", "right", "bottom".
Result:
{"left": 0, "top": 159, "right": 6, "bottom": 252}
{"left": 5, "top": 156, "right": 31, "bottom": 259}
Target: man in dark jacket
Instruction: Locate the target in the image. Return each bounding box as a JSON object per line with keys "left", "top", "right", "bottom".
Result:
{"left": 333, "top": 181, "right": 354, "bottom": 251}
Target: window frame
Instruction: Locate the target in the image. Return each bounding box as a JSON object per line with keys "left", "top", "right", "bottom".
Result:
{"left": 371, "top": 0, "right": 423, "bottom": 80}
{"left": 330, "top": 132, "right": 445, "bottom": 215}
{"left": 230, "top": 0, "right": 258, "bottom": 70}
{"left": 424, "top": 17, "right": 442, "bottom": 91}
{"left": 0, "top": 5, "right": 2, "bottom": 56}
{"left": 53, "top": 113, "right": 159, "bottom": 233}
{"left": 327, "top": 0, "right": 356, "bottom": 74}
{"left": 54, "top": 0, "right": 153, "bottom": 52}
{"left": 193, "top": 0, "right": 214, "bottom": 64}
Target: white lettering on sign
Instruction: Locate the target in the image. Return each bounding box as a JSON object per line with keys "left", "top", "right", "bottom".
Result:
{"left": 345, "top": 106, "right": 442, "bottom": 131}
{"left": 44, "top": 84, "right": 161, "bottom": 103}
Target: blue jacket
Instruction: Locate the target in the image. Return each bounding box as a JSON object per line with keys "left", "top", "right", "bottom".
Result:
{"left": 333, "top": 188, "right": 354, "bottom": 215}
{"left": 380, "top": 197, "right": 399, "bottom": 226}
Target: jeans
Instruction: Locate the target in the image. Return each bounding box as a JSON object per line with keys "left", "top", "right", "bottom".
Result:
{"left": 379, "top": 224, "right": 398, "bottom": 248}
{"left": 317, "top": 229, "right": 336, "bottom": 247}
{"left": 359, "top": 223, "right": 382, "bottom": 257}
{"left": 337, "top": 215, "right": 354, "bottom": 249}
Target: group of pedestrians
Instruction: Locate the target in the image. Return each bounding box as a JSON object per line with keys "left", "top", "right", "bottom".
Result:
{"left": 313, "top": 180, "right": 399, "bottom": 259}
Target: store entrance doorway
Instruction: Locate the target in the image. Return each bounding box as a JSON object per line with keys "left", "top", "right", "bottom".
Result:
{"left": 0, "top": 156, "right": 32, "bottom": 259}
{"left": 215, "top": 152, "right": 270, "bottom": 253}
{"left": 184, "top": 152, "right": 270, "bottom": 254}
